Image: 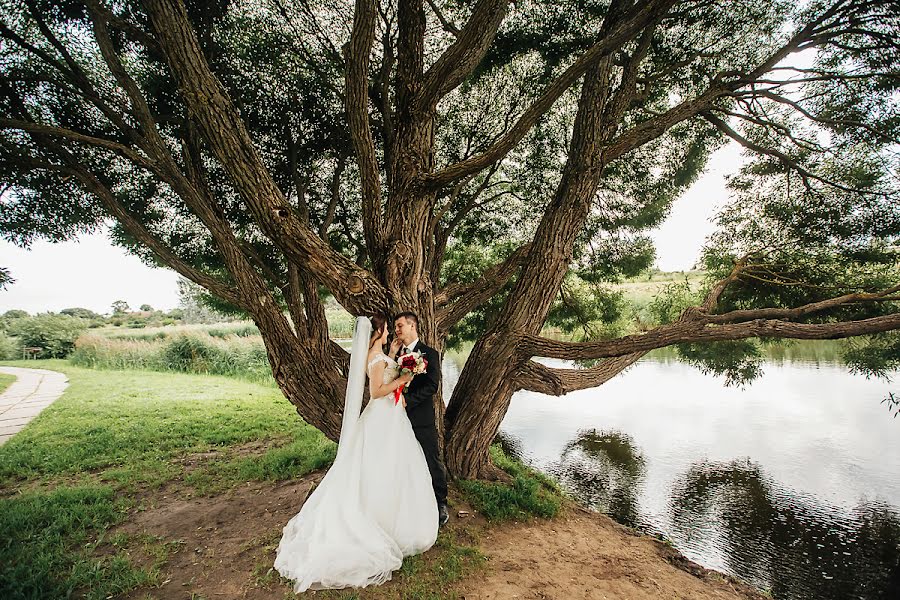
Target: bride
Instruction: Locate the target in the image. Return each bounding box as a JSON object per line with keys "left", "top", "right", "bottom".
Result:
{"left": 274, "top": 315, "right": 439, "bottom": 592}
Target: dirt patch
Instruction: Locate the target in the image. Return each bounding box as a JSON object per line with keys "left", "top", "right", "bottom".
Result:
{"left": 456, "top": 504, "right": 768, "bottom": 600}
{"left": 114, "top": 476, "right": 766, "bottom": 600}
{"left": 175, "top": 437, "right": 293, "bottom": 473}
{"left": 117, "top": 474, "right": 322, "bottom": 599}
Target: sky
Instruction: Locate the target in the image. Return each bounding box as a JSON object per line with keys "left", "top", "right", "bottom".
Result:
{"left": 0, "top": 142, "right": 744, "bottom": 315}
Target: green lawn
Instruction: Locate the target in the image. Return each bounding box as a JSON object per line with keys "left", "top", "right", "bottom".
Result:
{"left": 0, "top": 372, "right": 15, "bottom": 395}
{"left": 0, "top": 360, "right": 559, "bottom": 599}
{"left": 0, "top": 360, "right": 336, "bottom": 599}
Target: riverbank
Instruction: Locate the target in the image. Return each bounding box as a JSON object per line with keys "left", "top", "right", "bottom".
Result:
{"left": 108, "top": 467, "right": 768, "bottom": 599}
{"left": 0, "top": 361, "right": 766, "bottom": 599}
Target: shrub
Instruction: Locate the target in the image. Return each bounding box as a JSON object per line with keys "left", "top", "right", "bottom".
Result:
{"left": 161, "top": 335, "right": 220, "bottom": 373}
{"left": 7, "top": 314, "right": 88, "bottom": 358}
{"left": 0, "top": 332, "right": 18, "bottom": 360}
{"left": 70, "top": 330, "right": 274, "bottom": 383}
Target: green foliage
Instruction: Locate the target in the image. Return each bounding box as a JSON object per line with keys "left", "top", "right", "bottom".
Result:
{"left": 675, "top": 340, "right": 764, "bottom": 387}
{"left": 457, "top": 446, "right": 563, "bottom": 522}
{"left": 443, "top": 242, "right": 524, "bottom": 348}
{"left": 648, "top": 278, "right": 703, "bottom": 325}
{"left": 843, "top": 333, "right": 900, "bottom": 380}
{"left": 161, "top": 335, "right": 219, "bottom": 373}
{"left": 5, "top": 313, "right": 87, "bottom": 358}
{"left": 547, "top": 275, "right": 627, "bottom": 340}
{"left": 0, "top": 266, "right": 13, "bottom": 290}
{"left": 0, "top": 332, "right": 17, "bottom": 360}
{"left": 70, "top": 331, "right": 273, "bottom": 383}
{"left": 60, "top": 307, "right": 100, "bottom": 319}
{"left": 0, "top": 485, "right": 149, "bottom": 600}
{"left": 2, "top": 309, "right": 28, "bottom": 319}
{"left": 110, "top": 300, "right": 130, "bottom": 315}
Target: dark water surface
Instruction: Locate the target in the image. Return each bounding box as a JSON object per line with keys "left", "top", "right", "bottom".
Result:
{"left": 443, "top": 357, "right": 900, "bottom": 600}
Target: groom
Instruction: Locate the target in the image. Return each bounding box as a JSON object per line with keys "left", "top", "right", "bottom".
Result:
{"left": 392, "top": 312, "right": 450, "bottom": 528}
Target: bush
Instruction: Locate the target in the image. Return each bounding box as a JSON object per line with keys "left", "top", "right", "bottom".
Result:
{"left": 6, "top": 314, "right": 88, "bottom": 358}
{"left": 161, "top": 335, "right": 220, "bottom": 373}
{"left": 0, "top": 332, "right": 18, "bottom": 360}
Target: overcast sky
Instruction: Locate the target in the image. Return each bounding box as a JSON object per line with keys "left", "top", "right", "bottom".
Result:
{"left": 0, "top": 142, "right": 743, "bottom": 315}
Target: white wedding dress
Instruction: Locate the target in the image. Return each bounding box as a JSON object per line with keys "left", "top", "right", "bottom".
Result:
{"left": 274, "top": 318, "right": 438, "bottom": 593}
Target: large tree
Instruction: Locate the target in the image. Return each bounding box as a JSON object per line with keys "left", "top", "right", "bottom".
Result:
{"left": 0, "top": 0, "right": 898, "bottom": 479}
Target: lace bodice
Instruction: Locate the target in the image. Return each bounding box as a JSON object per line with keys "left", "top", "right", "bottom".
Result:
{"left": 367, "top": 353, "right": 398, "bottom": 385}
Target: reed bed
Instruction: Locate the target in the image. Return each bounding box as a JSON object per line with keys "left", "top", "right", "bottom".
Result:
{"left": 70, "top": 332, "right": 273, "bottom": 383}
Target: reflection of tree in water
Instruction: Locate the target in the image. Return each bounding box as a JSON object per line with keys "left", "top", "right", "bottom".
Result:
{"left": 546, "top": 429, "right": 646, "bottom": 528}
{"left": 670, "top": 459, "right": 900, "bottom": 600}
{"left": 493, "top": 430, "right": 526, "bottom": 463}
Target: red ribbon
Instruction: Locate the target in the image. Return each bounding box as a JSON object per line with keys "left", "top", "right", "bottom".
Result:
{"left": 394, "top": 386, "right": 402, "bottom": 405}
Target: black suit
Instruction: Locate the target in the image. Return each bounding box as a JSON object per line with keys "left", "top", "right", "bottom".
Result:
{"left": 401, "top": 341, "right": 448, "bottom": 506}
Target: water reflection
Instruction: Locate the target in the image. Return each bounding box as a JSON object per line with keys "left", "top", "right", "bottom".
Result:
{"left": 545, "top": 429, "right": 647, "bottom": 528}
{"left": 669, "top": 459, "right": 900, "bottom": 600}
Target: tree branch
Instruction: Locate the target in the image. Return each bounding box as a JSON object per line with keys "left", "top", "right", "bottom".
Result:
{"left": 344, "top": 0, "right": 384, "bottom": 256}
{"left": 143, "top": 0, "right": 390, "bottom": 314}
{"left": 436, "top": 243, "right": 531, "bottom": 332}
{"left": 319, "top": 156, "right": 347, "bottom": 238}
{"left": 0, "top": 118, "right": 157, "bottom": 171}
{"left": 426, "top": 0, "right": 460, "bottom": 36}
{"left": 515, "top": 352, "right": 646, "bottom": 395}
{"left": 22, "top": 152, "right": 247, "bottom": 308}
{"left": 422, "top": 0, "right": 677, "bottom": 189}
{"left": 522, "top": 311, "right": 900, "bottom": 362}
{"left": 703, "top": 110, "right": 891, "bottom": 197}
{"left": 418, "top": 0, "right": 509, "bottom": 109}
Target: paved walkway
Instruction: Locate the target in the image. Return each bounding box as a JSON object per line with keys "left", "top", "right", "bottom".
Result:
{"left": 0, "top": 367, "right": 69, "bottom": 445}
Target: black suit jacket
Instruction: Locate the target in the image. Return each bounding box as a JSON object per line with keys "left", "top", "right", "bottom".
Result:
{"left": 402, "top": 342, "right": 441, "bottom": 428}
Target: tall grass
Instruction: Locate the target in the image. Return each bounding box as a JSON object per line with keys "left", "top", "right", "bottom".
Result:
{"left": 70, "top": 332, "right": 273, "bottom": 383}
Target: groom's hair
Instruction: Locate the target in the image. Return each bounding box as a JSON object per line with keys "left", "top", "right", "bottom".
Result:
{"left": 394, "top": 311, "right": 418, "bottom": 328}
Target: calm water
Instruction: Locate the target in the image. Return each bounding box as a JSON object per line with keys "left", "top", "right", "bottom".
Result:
{"left": 443, "top": 356, "right": 900, "bottom": 600}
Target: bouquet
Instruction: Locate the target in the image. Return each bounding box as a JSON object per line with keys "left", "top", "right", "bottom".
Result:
{"left": 394, "top": 351, "right": 428, "bottom": 405}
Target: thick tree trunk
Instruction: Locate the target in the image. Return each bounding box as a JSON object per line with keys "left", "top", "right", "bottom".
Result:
{"left": 445, "top": 57, "right": 617, "bottom": 479}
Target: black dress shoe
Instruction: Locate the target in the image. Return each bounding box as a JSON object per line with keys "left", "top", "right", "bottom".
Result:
{"left": 438, "top": 503, "right": 449, "bottom": 527}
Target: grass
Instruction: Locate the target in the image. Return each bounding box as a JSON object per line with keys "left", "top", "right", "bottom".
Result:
{"left": 0, "top": 360, "right": 333, "bottom": 490}
{"left": 305, "top": 529, "right": 488, "bottom": 600}
{"left": 457, "top": 445, "right": 565, "bottom": 522}
{"left": 0, "top": 372, "right": 15, "bottom": 394}
{"left": 0, "top": 359, "right": 569, "bottom": 599}
{"left": 0, "top": 359, "right": 337, "bottom": 599}
{"left": 0, "top": 484, "right": 155, "bottom": 599}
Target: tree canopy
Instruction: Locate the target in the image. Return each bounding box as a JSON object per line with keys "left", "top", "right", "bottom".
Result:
{"left": 0, "top": 0, "right": 897, "bottom": 478}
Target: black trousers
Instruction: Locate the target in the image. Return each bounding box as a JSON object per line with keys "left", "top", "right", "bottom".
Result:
{"left": 412, "top": 424, "right": 448, "bottom": 506}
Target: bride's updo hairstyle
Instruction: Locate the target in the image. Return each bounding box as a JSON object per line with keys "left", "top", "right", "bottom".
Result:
{"left": 368, "top": 314, "right": 387, "bottom": 350}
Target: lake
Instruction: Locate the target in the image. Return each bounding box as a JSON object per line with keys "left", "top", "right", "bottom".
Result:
{"left": 442, "top": 352, "right": 900, "bottom": 600}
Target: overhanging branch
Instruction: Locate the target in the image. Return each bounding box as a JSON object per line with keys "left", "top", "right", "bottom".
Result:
{"left": 522, "top": 311, "right": 900, "bottom": 361}
{"left": 143, "top": 0, "right": 390, "bottom": 314}
{"left": 515, "top": 353, "right": 646, "bottom": 395}
{"left": 344, "top": 0, "right": 384, "bottom": 256}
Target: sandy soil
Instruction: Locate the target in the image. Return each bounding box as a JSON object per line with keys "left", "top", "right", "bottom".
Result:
{"left": 114, "top": 469, "right": 767, "bottom": 600}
